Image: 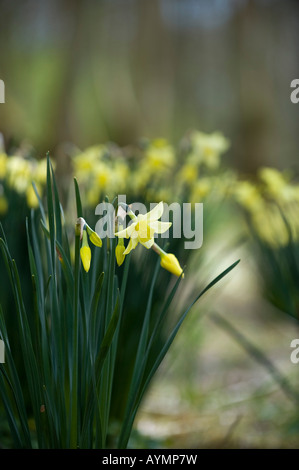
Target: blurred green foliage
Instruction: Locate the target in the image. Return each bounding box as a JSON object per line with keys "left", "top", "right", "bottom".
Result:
{"left": 1, "top": 0, "right": 299, "bottom": 172}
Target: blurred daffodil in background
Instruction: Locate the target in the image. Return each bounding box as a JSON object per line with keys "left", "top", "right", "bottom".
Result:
{"left": 188, "top": 131, "right": 230, "bottom": 170}
{"left": 0, "top": 142, "right": 52, "bottom": 211}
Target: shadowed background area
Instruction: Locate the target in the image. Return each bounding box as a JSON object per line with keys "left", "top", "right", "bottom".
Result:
{"left": 0, "top": 0, "right": 299, "bottom": 172}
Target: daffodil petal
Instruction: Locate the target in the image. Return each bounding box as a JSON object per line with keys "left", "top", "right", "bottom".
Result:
{"left": 148, "top": 221, "right": 172, "bottom": 234}
{"left": 130, "top": 229, "right": 139, "bottom": 238}
{"left": 140, "top": 238, "right": 154, "bottom": 249}
{"left": 115, "top": 245, "right": 126, "bottom": 266}
{"left": 160, "top": 253, "right": 184, "bottom": 277}
{"left": 80, "top": 246, "right": 91, "bottom": 272}
{"left": 145, "top": 201, "right": 164, "bottom": 221}
{"left": 123, "top": 236, "right": 139, "bottom": 255}
{"left": 115, "top": 222, "right": 136, "bottom": 239}
{"left": 138, "top": 223, "right": 155, "bottom": 240}
{"left": 89, "top": 231, "right": 102, "bottom": 247}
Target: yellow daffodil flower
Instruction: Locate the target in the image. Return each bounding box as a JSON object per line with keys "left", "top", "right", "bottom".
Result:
{"left": 145, "top": 139, "right": 175, "bottom": 171}
{"left": 86, "top": 224, "right": 102, "bottom": 247}
{"left": 231, "top": 180, "right": 263, "bottom": 212}
{"left": 26, "top": 184, "right": 41, "bottom": 209}
{"left": 115, "top": 244, "right": 126, "bottom": 266}
{"left": 115, "top": 202, "right": 171, "bottom": 255}
{"left": 77, "top": 217, "right": 102, "bottom": 272}
{"left": 115, "top": 224, "right": 126, "bottom": 266}
{"left": 189, "top": 131, "right": 230, "bottom": 169}
{"left": 152, "top": 242, "right": 184, "bottom": 278}
{"left": 80, "top": 230, "right": 91, "bottom": 272}
{"left": 160, "top": 252, "right": 184, "bottom": 278}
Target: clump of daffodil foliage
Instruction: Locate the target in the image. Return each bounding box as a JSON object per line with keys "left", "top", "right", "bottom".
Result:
{"left": 230, "top": 167, "right": 299, "bottom": 247}
{"left": 0, "top": 137, "right": 50, "bottom": 214}
{"left": 230, "top": 166, "right": 299, "bottom": 320}
{"left": 0, "top": 155, "right": 239, "bottom": 449}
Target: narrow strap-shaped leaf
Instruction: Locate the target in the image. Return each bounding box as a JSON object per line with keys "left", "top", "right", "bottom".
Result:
{"left": 30, "top": 211, "right": 45, "bottom": 300}
{"left": 46, "top": 155, "right": 56, "bottom": 274}
{"left": 89, "top": 272, "right": 105, "bottom": 348}
{"left": 145, "top": 271, "right": 183, "bottom": 361}
{"left": 118, "top": 259, "right": 160, "bottom": 447}
{"left": 80, "top": 294, "right": 120, "bottom": 448}
{"left": 98, "top": 237, "right": 117, "bottom": 445}
{"left": 55, "top": 239, "right": 74, "bottom": 298}
{"left": 0, "top": 306, "right": 32, "bottom": 447}
{"left": 74, "top": 178, "right": 83, "bottom": 218}
{"left": 69, "top": 230, "right": 81, "bottom": 448}
{"left": 11, "top": 259, "right": 45, "bottom": 447}
{"left": 32, "top": 181, "right": 47, "bottom": 223}
{"left": 51, "top": 163, "right": 62, "bottom": 245}
{"left": 0, "top": 222, "right": 8, "bottom": 245}
{"left": 118, "top": 259, "right": 240, "bottom": 448}
{"left": 0, "top": 371, "right": 24, "bottom": 448}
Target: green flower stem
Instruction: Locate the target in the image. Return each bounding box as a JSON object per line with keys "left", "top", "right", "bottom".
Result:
{"left": 151, "top": 242, "right": 166, "bottom": 257}
{"left": 70, "top": 223, "right": 81, "bottom": 448}
{"left": 118, "top": 203, "right": 136, "bottom": 221}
